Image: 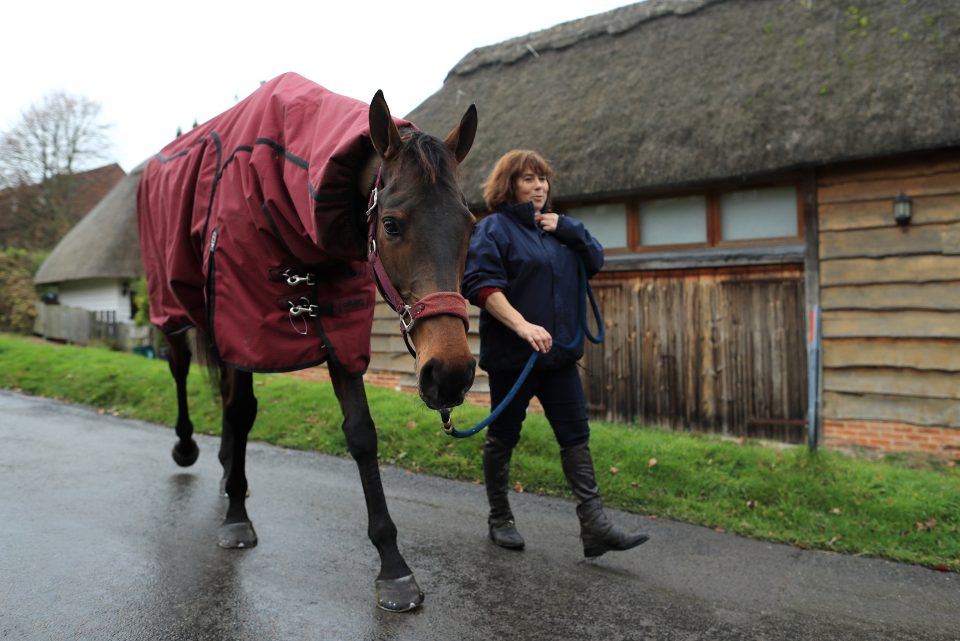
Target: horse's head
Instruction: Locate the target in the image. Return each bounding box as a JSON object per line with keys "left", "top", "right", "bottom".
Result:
{"left": 367, "top": 91, "right": 478, "bottom": 410}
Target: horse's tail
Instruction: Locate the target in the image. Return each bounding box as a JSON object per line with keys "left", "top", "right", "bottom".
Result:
{"left": 190, "top": 328, "right": 223, "bottom": 399}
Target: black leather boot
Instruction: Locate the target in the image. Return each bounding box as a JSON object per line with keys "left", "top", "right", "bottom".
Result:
{"left": 483, "top": 435, "right": 525, "bottom": 550}
{"left": 560, "top": 441, "right": 649, "bottom": 558}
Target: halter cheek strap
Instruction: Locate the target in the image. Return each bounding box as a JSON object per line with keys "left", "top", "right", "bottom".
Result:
{"left": 365, "top": 167, "right": 470, "bottom": 357}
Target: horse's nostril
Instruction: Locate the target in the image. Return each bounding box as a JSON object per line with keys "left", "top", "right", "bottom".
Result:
{"left": 419, "top": 358, "right": 476, "bottom": 407}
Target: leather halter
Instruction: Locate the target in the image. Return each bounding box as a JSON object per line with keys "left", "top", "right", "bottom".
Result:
{"left": 365, "top": 167, "right": 470, "bottom": 357}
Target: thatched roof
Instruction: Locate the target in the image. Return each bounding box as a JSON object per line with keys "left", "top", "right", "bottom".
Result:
{"left": 34, "top": 163, "right": 144, "bottom": 285}
{"left": 407, "top": 0, "right": 960, "bottom": 207}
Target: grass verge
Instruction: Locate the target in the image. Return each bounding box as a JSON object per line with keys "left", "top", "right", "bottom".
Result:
{"left": 1, "top": 333, "right": 957, "bottom": 571}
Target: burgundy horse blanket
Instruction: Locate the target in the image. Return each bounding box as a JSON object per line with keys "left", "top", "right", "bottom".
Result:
{"left": 138, "top": 72, "right": 407, "bottom": 373}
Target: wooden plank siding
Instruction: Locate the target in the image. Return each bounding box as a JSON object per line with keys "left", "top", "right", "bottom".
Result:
{"left": 818, "top": 151, "right": 960, "bottom": 430}
{"left": 583, "top": 266, "right": 807, "bottom": 442}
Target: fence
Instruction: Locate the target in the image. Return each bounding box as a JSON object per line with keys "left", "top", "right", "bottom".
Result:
{"left": 33, "top": 303, "right": 147, "bottom": 350}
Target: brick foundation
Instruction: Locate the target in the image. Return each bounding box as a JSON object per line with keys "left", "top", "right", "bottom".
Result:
{"left": 285, "top": 366, "right": 495, "bottom": 408}
{"left": 824, "top": 419, "right": 960, "bottom": 459}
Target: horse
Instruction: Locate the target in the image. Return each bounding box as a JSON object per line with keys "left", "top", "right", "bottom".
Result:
{"left": 136, "top": 73, "right": 478, "bottom": 612}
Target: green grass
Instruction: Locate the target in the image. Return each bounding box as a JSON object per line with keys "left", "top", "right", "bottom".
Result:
{"left": 2, "top": 333, "right": 958, "bottom": 571}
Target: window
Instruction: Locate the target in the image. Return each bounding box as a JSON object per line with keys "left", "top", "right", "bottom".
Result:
{"left": 561, "top": 183, "right": 800, "bottom": 253}
{"left": 569, "top": 203, "right": 628, "bottom": 249}
{"left": 720, "top": 187, "right": 798, "bottom": 241}
{"left": 639, "top": 196, "right": 707, "bottom": 246}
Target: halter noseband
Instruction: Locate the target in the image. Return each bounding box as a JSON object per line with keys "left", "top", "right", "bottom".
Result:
{"left": 365, "top": 167, "right": 470, "bottom": 357}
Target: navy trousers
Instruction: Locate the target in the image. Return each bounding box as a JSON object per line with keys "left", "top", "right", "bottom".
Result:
{"left": 487, "top": 362, "right": 590, "bottom": 449}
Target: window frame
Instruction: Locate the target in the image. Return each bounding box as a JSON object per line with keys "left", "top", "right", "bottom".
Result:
{"left": 560, "top": 178, "right": 805, "bottom": 254}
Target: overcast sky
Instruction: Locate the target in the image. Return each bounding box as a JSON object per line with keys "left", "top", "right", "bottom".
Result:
{"left": 2, "top": 0, "right": 634, "bottom": 173}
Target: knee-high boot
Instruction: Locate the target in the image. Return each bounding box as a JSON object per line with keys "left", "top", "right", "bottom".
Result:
{"left": 560, "top": 441, "right": 649, "bottom": 558}
{"left": 483, "top": 435, "right": 525, "bottom": 550}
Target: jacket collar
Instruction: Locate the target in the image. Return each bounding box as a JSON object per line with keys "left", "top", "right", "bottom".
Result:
{"left": 500, "top": 201, "right": 538, "bottom": 229}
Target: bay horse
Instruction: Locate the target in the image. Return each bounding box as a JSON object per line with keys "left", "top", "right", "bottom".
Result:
{"left": 136, "top": 73, "right": 477, "bottom": 612}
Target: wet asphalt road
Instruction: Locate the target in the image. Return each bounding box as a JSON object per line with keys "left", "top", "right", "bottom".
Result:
{"left": 1, "top": 390, "right": 958, "bottom": 641}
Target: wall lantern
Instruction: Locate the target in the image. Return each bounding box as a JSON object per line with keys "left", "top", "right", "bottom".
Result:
{"left": 893, "top": 193, "right": 912, "bottom": 225}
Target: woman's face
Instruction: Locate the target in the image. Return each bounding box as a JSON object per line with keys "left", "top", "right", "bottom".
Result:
{"left": 513, "top": 170, "right": 549, "bottom": 213}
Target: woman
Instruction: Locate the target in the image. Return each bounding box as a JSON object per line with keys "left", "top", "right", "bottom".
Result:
{"left": 462, "top": 149, "right": 649, "bottom": 557}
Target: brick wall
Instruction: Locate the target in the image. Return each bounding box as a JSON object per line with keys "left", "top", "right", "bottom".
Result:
{"left": 286, "top": 365, "right": 494, "bottom": 407}
{"left": 824, "top": 419, "right": 960, "bottom": 459}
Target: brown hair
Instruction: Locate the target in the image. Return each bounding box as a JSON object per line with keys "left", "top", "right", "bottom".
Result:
{"left": 481, "top": 149, "right": 555, "bottom": 211}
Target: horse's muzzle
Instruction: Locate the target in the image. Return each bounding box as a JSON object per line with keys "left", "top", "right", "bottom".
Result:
{"left": 418, "top": 357, "right": 476, "bottom": 410}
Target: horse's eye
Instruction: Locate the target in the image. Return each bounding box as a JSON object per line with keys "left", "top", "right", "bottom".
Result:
{"left": 382, "top": 217, "right": 402, "bottom": 237}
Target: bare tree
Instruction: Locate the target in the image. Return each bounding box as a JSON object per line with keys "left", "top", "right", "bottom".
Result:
{"left": 0, "top": 92, "right": 113, "bottom": 246}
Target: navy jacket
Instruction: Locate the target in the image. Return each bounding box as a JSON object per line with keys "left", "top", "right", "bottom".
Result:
{"left": 462, "top": 201, "right": 604, "bottom": 373}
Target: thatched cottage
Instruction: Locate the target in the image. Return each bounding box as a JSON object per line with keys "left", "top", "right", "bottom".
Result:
{"left": 406, "top": 0, "right": 960, "bottom": 456}
{"left": 33, "top": 164, "right": 145, "bottom": 342}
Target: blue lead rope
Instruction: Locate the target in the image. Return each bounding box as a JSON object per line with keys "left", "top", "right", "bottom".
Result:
{"left": 442, "top": 261, "right": 603, "bottom": 438}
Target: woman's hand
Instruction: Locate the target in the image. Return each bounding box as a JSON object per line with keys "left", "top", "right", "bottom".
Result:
{"left": 483, "top": 291, "right": 553, "bottom": 353}
{"left": 515, "top": 320, "right": 553, "bottom": 353}
{"left": 534, "top": 212, "right": 559, "bottom": 233}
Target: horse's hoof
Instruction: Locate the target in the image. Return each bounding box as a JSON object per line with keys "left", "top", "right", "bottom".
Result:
{"left": 375, "top": 574, "right": 424, "bottom": 612}
{"left": 172, "top": 440, "right": 199, "bottom": 467}
{"left": 217, "top": 521, "right": 258, "bottom": 549}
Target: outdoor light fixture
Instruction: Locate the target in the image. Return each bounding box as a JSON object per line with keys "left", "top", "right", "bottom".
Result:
{"left": 893, "top": 193, "right": 912, "bottom": 225}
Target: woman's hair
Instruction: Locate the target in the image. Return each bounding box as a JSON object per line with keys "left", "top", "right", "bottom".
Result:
{"left": 482, "top": 149, "right": 555, "bottom": 211}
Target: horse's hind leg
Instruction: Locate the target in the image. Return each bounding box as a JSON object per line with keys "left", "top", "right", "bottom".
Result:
{"left": 166, "top": 330, "right": 199, "bottom": 467}
{"left": 328, "top": 361, "right": 423, "bottom": 612}
{"left": 217, "top": 368, "right": 258, "bottom": 549}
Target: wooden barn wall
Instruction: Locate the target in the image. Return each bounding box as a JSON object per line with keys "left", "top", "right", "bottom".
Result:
{"left": 583, "top": 266, "right": 807, "bottom": 442}
{"left": 818, "top": 151, "right": 960, "bottom": 429}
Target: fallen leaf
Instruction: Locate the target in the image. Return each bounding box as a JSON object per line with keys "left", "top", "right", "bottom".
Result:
{"left": 406, "top": 421, "right": 417, "bottom": 429}
{"left": 831, "top": 508, "right": 842, "bottom": 515}
{"left": 609, "top": 466, "right": 619, "bottom": 475}
{"left": 915, "top": 519, "right": 937, "bottom": 531}
{"left": 513, "top": 481, "right": 525, "bottom": 493}
{"left": 648, "top": 458, "right": 658, "bottom": 469}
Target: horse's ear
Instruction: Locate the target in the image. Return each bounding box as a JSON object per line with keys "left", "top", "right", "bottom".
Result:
{"left": 444, "top": 104, "right": 477, "bottom": 164}
{"left": 369, "top": 90, "right": 403, "bottom": 160}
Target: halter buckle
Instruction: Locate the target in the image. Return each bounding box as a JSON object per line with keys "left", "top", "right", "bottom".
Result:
{"left": 399, "top": 305, "right": 415, "bottom": 332}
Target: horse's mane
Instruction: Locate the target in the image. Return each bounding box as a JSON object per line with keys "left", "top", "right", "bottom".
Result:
{"left": 399, "top": 129, "right": 458, "bottom": 188}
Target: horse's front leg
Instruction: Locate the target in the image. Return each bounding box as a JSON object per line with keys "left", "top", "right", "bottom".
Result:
{"left": 166, "top": 330, "right": 199, "bottom": 467}
{"left": 329, "top": 361, "right": 423, "bottom": 612}
{"left": 217, "top": 368, "right": 258, "bottom": 549}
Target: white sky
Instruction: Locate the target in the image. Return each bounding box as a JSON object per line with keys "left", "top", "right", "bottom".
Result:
{"left": 2, "top": 0, "right": 634, "bottom": 173}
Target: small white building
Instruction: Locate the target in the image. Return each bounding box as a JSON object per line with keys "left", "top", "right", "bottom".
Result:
{"left": 34, "top": 163, "right": 145, "bottom": 345}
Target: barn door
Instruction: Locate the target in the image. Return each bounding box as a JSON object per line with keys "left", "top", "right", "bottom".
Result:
{"left": 582, "top": 271, "right": 808, "bottom": 443}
